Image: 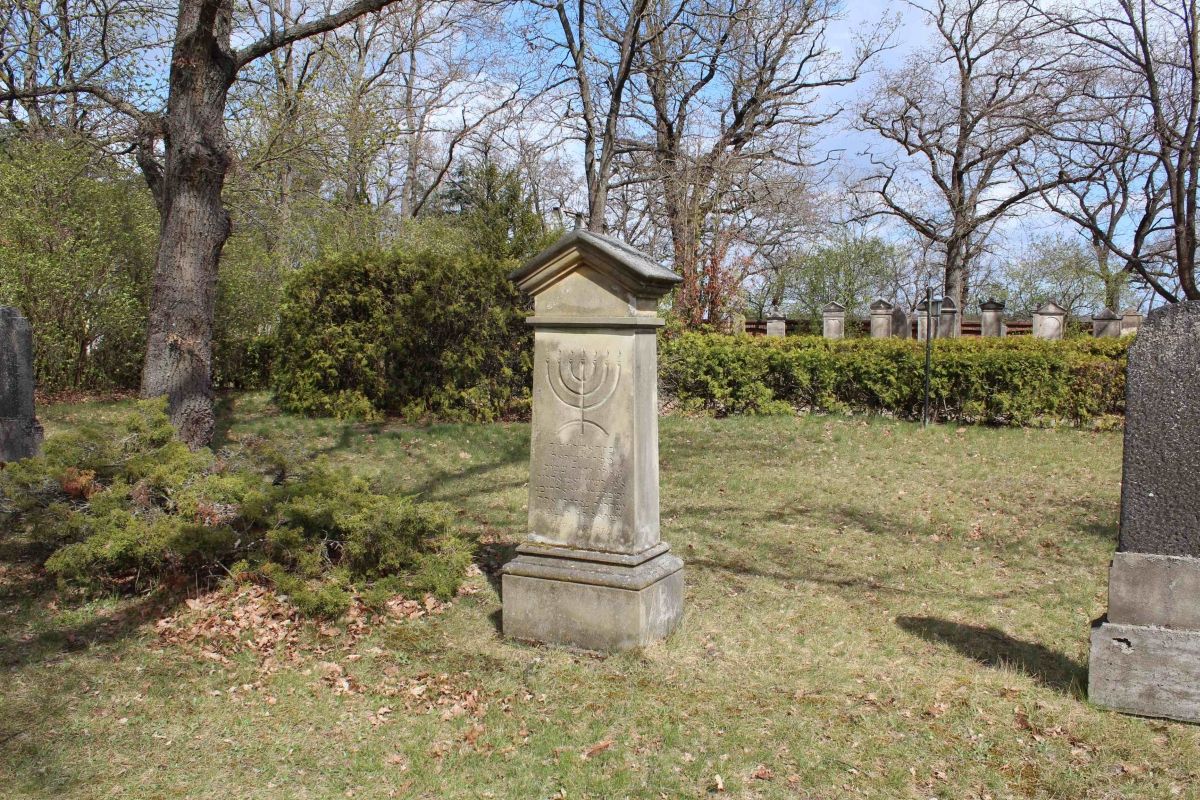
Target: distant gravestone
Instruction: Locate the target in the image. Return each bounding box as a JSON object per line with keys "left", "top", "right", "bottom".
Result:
{"left": 0, "top": 307, "right": 43, "bottom": 462}
{"left": 765, "top": 315, "right": 786, "bottom": 338}
{"left": 979, "top": 298, "right": 1006, "bottom": 337}
{"left": 501, "top": 230, "right": 684, "bottom": 652}
{"left": 1092, "top": 308, "right": 1121, "bottom": 338}
{"left": 1121, "top": 309, "right": 1143, "bottom": 336}
{"left": 869, "top": 299, "right": 894, "bottom": 338}
{"left": 1032, "top": 301, "right": 1067, "bottom": 340}
{"left": 822, "top": 302, "right": 846, "bottom": 339}
{"left": 938, "top": 297, "right": 960, "bottom": 338}
{"left": 915, "top": 298, "right": 939, "bottom": 341}
{"left": 1089, "top": 300, "right": 1200, "bottom": 723}
{"left": 891, "top": 306, "right": 910, "bottom": 338}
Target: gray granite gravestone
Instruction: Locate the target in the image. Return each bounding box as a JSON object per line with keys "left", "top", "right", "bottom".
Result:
{"left": 765, "top": 315, "right": 786, "bottom": 337}
{"left": 501, "top": 231, "right": 684, "bottom": 652}
{"left": 869, "top": 299, "right": 894, "bottom": 338}
{"left": 1089, "top": 300, "right": 1200, "bottom": 722}
{"left": 1092, "top": 308, "right": 1121, "bottom": 338}
{"left": 0, "top": 307, "right": 43, "bottom": 462}
{"left": 1032, "top": 301, "right": 1067, "bottom": 339}
{"left": 979, "top": 298, "right": 1006, "bottom": 337}
{"left": 915, "top": 298, "right": 939, "bottom": 341}
{"left": 822, "top": 302, "right": 846, "bottom": 339}
{"left": 891, "top": 306, "right": 910, "bottom": 338}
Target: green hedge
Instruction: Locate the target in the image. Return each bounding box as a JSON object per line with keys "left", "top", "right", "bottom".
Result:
{"left": 659, "top": 333, "right": 1130, "bottom": 426}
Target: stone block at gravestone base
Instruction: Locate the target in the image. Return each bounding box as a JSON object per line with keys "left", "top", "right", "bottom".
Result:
{"left": 822, "top": 302, "right": 846, "bottom": 339}
{"left": 765, "top": 317, "right": 786, "bottom": 337}
{"left": 869, "top": 299, "right": 894, "bottom": 338}
{"left": 1089, "top": 300, "right": 1200, "bottom": 723}
{"left": 891, "top": 307, "right": 910, "bottom": 338}
{"left": 1092, "top": 308, "right": 1122, "bottom": 338}
{"left": 0, "top": 307, "right": 43, "bottom": 462}
{"left": 500, "top": 230, "right": 684, "bottom": 652}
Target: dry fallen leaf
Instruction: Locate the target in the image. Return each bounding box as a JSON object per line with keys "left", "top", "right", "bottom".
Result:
{"left": 751, "top": 764, "right": 774, "bottom": 781}
{"left": 581, "top": 739, "right": 614, "bottom": 760}
{"left": 712, "top": 774, "right": 725, "bottom": 792}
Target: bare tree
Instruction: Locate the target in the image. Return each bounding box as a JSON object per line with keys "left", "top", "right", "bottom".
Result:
{"left": 1041, "top": 0, "right": 1200, "bottom": 301}
{"left": 855, "top": 0, "right": 1079, "bottom": 309}
{"left": 1, "top": 0, "right": 425, "bottom": 446}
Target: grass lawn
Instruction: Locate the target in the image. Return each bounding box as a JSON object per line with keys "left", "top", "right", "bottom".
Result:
{"left": 2, "top": 394, "right": 1197, "bottom": 799}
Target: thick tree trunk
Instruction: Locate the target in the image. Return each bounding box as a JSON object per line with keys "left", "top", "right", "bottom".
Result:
{"left": 943, "top": 237, "right": 967, "bottom": 311}
{"left": 140, "top": 0, "right": 236, "bottom": 448}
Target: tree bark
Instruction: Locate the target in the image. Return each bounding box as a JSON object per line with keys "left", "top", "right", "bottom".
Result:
{"left": 139, "top": 0, "right": 236, "bottom": 448}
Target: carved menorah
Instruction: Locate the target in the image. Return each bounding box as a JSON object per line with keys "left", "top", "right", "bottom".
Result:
{"left": 546, "top": 349, "right": 621, "bottom": 437}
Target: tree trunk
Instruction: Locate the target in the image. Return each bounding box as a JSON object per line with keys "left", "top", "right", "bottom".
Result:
{"left": 943, "top": 237, "right": 967, "bottom": 310}
{"left": 139, "top": 0, "right": 236, "bottom": 448}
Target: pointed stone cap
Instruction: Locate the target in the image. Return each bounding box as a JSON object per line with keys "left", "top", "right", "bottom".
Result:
{"left": 979, "top": 298, "right": 1006, "bottom": 311}
{"left": 822, "top": 301, "right": 846, "bottom": 314}
{"left": 915, "top": 297, "right": 941, "bottom": 311}
{"left": 1035, "top": 301, "right": 1068, "bottom": 315}
{"left": 511, "top": 229, "right": 681, "bottom": 298}
{"left": 869, "top": 298, "right": 893, "bottom": 311}
{"left": 1094, "top": 307, "right": 1120, "bottom": 320}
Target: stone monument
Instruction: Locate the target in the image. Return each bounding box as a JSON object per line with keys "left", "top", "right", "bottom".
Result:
{"left": 0, "top": 307, "right": 43, "bottom": 462}
{"left": 501, "top": 231, "right": 684, "bottom": 652}
{"left": 1121, "top": 309, "right": 1143, "bottom": 336}
{"left": 979, "top": 298, "right": 1006, "bottom": 337}
{"left": 765, "top": 313, "right": 786, "bottom": 338}
{"left": 891, "top": 306, "right": 910, "bottom": 338}
{"left": 915, "top": 298, "right": 939, "bottom": 341}
{"left": 1092, "top": 308, "right": 1121, "bottom": 338}
{"left": 1089, "top": 301, "right": 1200, "bottom": 723}
{"left": 822, "top": 302, "right": 846, "bottom": 339}
{"left": 869, "top": 299, "right": 894, "bottom": 338}
{"left": 938, "top": 297, "right": 960, "bottom": 338}
{"left": 1032, "top": 301, "right": 1067, "bottom": 340}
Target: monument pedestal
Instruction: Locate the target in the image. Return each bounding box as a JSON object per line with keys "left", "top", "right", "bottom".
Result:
{"left": 1089, "top": 552, "right": 1200, "bottom": 723}
{"left": 502, "top": 543, "right": 683, "bottom": 652}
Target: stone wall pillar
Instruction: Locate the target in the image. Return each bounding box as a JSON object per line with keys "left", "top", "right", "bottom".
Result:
{"left": 1092, "top": 308, "right": 1122, "bottom": 337}
{"left": 501, "top": 231, "right": 684, "bottom": 652}
{"left": 938, "top": 297, "right": 960, "bottom": 338}
{"left": 915, "top": 298, "right": 940, "bottom": 341}
{"left": 891, "top": 306, "right": 910, "bottom": 339}
{"left": 1121, "top": 309, "right": 1143, "bottom": 336}
{"left": 869, "top": 299, "right": 894, "bottom": 338}
{"left": 0, "top": 307, "right": 43, "bottom": 462}
{"left": 1089, "top": 301, "right": 1200, "bottom": 722}
{"left": 822, "top": 302, "right": 846, "bottom": 339}
{"left": 1032, "top": 301, "right": 1067, "bottom": 340}
{"left": 979, "top": 298, "right": 1006, "bottom": 337}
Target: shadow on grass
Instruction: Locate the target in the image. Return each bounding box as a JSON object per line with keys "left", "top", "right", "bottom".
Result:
{"left": 896, "top": 615, "right": 1086, "bottom": 695}
{"left": 0, "top": 592, "right": 172, "bottom": 669}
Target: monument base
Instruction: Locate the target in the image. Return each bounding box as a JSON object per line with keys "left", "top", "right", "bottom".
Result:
{"left": 0, "top": 416, "right": 43, "bottom": 462}
{"left": 1089, "top": 619, "right": 1200, "bottom": 723}
{"left": 501, "top": 542, "right": 683, "bottom": 652}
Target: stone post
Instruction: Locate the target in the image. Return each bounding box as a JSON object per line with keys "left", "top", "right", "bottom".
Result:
{"left": 765, "top": 314, "right": 786, "bottom": 338}
{"left": 728, "top": 311, "right": 747, "bottom": 335}
{"left": 890, "top": 306, "right": 910, "bottom": 338}
{"left": 0, "top": 307, "right": 43, "bottom": 462}
{"left": 915, "top": 298, "right": 940, "bottom": 342}
{"left": 501, "top": 231, "right": 684, "bottom": 652}
{"left": 979, "top": 298, "right": 1006, "bottom": 337}
{"left": 1032, "top": 301, "right": 1067, "bottom": 340}
{"left": 1092, "top": 308, "right": 1122, "bottom": 338}
{"left": 938, "top": 297, "right": 960, "bottom": 338}
{"left": 1089, "top": 301, "right": 1200, "bottom": 723}
{"left": 1120, "top": 309, "right": 1143, "bottom": 336}
{"left": 822, "top": 302, "right": 846, "bottom": 339}
{"left": 869, "top": 299, "right": 894, "bottom": 338}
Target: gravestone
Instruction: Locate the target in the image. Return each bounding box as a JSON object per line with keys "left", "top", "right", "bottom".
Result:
{"left": 0, "top": 307, "right": 43, "bottom": 462}
{"left": 765, "top": 314, "right": 786, "bottom": 338}
{"left": 729, "top": 311, "right": 747, "bottom": 335}
{"left": 915, "top": 298, "right": 940, "bottom": 341}
{"left": 869, "top": 299, "right": 894, "bottom": 338}
{"left": 1092, "top": 308, "right": 1121, "bottom": 338}
{"left": 938, "top": 297, "right": 960, "bottom": 338}
{"left": 1032, "top": 301, "right": 1067, "bottom": 340}
{"left": 822, "top": 302, "right": 846, "bottom": 339}
{"left": 979, "top": 298, "right": 1006, "bottom": 337}
{"left": 501, "top": 231, "right": 684, "bottom": 652}
{"left": 891, "top": 306, "right": 910, "bottom": 338}
{"left": 1089, "top": 300, "right": 1200, "bottom": 722}
{"left": 1121, "top": 309, "right": 1143, "bottom": 336}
